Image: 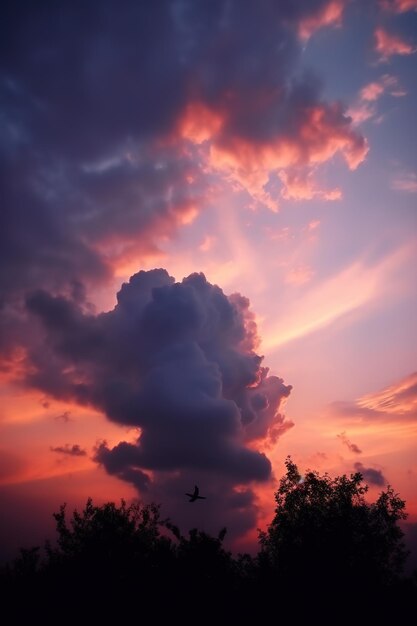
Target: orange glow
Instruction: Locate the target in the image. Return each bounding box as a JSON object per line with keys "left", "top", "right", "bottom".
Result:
{"left": 298, "top": 0, "right": 344, "bottom": 41}
{"left": 178, "top": 102, "right": 224, "bottom": 144}
{"left": 375, "top": 28, "right": 417, "bottom": 60}
{"left": 207, "top": 105, "right": 367, "bottom": 208}
{"left": 261, "top": 243, "right": 411, "bottom": 351}
{"left": 279, "top": 169, "right": 342, "bottom": 201}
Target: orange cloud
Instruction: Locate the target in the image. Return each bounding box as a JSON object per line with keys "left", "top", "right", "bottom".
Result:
{"left": 375, "top": 28, "right": 417, "bottom": 61}
{"left": 358, "top": 372, "right": 417, "bottom": 418}
{"left": 331, "top": 373, "right": 417, "bottom": 427}
{"left": 298, "top": 0, "right": 345, "bottom": 41}
{"left": 178, "top": 102, "right": 224, "bottom": 144}
{"left": 207, "top": 104, "right": 367, "bottom": 208}
{"left": 279, "top": 169, "right": 342, "bottom": 201}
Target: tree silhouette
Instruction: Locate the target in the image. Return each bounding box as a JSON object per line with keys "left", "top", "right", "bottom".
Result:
{"left": 2, "top": 463, "right": 415, "bottom": 623}
{"left": 258, "top": 457, "right": 410, "bottom": 616}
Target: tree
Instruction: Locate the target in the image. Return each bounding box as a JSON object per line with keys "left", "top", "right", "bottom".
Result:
{"left": 259, "top": 457, "right": 408, "bottom": 595}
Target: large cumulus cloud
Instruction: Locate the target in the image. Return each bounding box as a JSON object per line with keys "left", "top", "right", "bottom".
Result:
{"left": 25, "top": 270, "right": 292, "bottom": 536}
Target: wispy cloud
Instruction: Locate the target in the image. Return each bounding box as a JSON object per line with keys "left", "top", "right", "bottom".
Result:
{"left": 50, "top": 444, "right": 87, "bottom": 457}
{"left": 391, "top": 172, "right": 417, "bottom": 193}
{"left": 360, "top": 75, "right": 405, "bottom": 101}
{"left": 375, "top": 28, "right": 417, "bottom": 61}
{"left": 348, "top": 75, "right": 406, "bottom": 125}
{"left": 262, "top": 244, "right": 411, "bottom": 350}
{"left": 332, "top": 372, "right": 417, "bottom": 422}
{"left": 337, "top": 431, "right": 362, "bottom": 454}
{"left": 380, "top": 0, "right": 417, "bottom": 13}
{"left": 298, "top": 0, "right": 345, "bottom": 41}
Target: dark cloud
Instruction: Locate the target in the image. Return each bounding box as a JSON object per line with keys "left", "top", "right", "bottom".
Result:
{"left": 25, "top": 270, "right": 292, "bottom": 537}
{"left": 50, "top": 444, "right": 87, "bottom": 457}
{"left": 337, "top": 431, "right": 362, "bottom": 454}
{"left": 0, "top": 1, "right": 365, "bottom": 316}
{"left": 354, "top": 462, "right": 386, "bottom": 487}
{"left": 54, "top": 411, "right": 72, "bottom": 423}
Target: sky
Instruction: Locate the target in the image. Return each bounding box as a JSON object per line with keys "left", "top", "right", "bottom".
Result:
{"left": 1, "top": 0, "right": 416, "bottom": 562}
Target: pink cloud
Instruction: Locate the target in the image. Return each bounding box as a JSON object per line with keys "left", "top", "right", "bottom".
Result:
{"left": 337, "top": 431, "right": 362, "bottom": 454}
{"left": 360, "top": 75, "right": 402, "bottom": 101}
{"left": 203, "top": 103, "right": 367, "bottom": 208}
{"left": 298, "top": 0, "right": 345, "bottom": 41}
{"left": 347, "top": 102, "right": 377, "bottom": 124}
{"left": 391, "top": 172, "right": 417, "bottom": 193}
{"left": 380, "top": 0, "right": 417, "bottom": 13}
{"left": 279, "top": 169, "right": 342, "bottom": 201}
{"left": 375, "top": 28, "right": 417, "bottom": 61}
{"left": 349, "top": 75, "right": 406, "bottom": 125}
{"left": 332, "top": 372, "right": 417, "bottom": 422}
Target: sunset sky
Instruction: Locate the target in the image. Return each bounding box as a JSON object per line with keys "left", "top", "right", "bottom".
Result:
{"left": 1, "top": 0, "right": 416, "bottom": 561}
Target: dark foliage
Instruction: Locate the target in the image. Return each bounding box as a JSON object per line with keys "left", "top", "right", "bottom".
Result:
{"left": 2, "top": 461, "right": 415, "bottom": 623}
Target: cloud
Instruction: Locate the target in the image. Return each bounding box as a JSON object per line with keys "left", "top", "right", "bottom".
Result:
{"left": 391, "top": 172, "right": 417, "bottom": 193}
{"left": 25, "top": 270, "right": 292, "bottom": 537}
{"left": 50, "top": 444, "right": 87, "bottom": 457}
{"left": 0, "top": 0, "right": 368, "bottom": 360}
{"left": 348, "top": 74, "right": 406, "bottom": 124}
{"left": 54, "top": 411, "right": 72, "bottom": 423}
{"left": 297, "top": 0, "right": 345, "bottom": 41}
{"left": 360, "top": 75, "right": 404, "bottom": 101}
{"left": 337, "top": 432, "right": 362, "bottom": 454}
{"left": 375, "top": 28, "right": 417, "bottom": 61}
{"left": 354, "top": 462, "right": 386, "bottom": 486}
{"left": 331, "top": 372, "right": 417, "bottom": 422}
{"left": 380, "top": 0, "right": 417, "bottom": 13}
{"left": 279, "top": 169, "right": 342, "bottom": 201}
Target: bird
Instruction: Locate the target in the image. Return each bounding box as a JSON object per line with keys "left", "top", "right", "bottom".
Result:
{"left": 185, "top": 485, "right": 206, "bottom": 502}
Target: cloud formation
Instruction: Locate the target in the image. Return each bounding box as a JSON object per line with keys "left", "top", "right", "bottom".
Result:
{"left": 375, "top": 28, "right": 417, "bottom": 61}
{"left": 25, "top": 270, "right": 292, "bottom": 536}
{"left": 331, "top": 372, "right": 417, "bottom": 422}
{"left": 354, "top": 462, "right": 386, "bottom": 486}
{"left": 380, "top": 0, "right": 417, "bottom": 13}
{"left": 337, "top": 432, "right": 362, "bottom": 454}
{"left": 0, "top": 0, "right": 367, "bottom": 331}
{"left": 391, "top": 172, "right": 417, "bottom": 193}
{"left": 50, "top": 444, "right": 87, "bottom": 457}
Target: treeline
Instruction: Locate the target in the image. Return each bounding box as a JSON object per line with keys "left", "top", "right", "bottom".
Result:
{"left": 2, "top": 459, "right": 415, "bottom": 623}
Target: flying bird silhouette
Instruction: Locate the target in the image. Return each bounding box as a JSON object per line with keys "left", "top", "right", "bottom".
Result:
{"left": 185, "top": 485, "right": 206, "bottom": 502}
